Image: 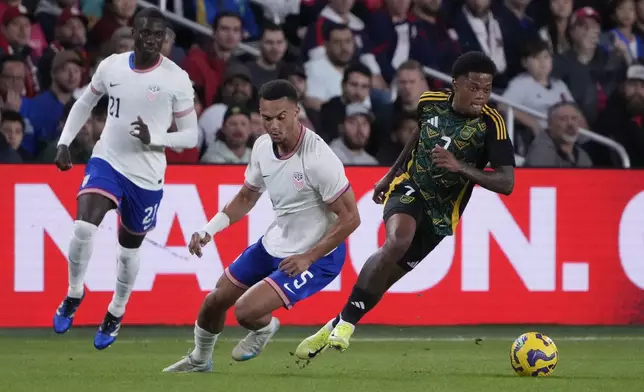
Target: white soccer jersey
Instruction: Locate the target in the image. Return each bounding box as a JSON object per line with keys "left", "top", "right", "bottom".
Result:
{"left": 89, "top": 52, "right": 194, "bottom": 190}
{"left": 244, "top": 127, "right": 350, "bottom": 257}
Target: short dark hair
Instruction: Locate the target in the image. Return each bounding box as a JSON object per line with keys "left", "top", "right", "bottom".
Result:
{"left": 134, "top": 7, "right": 167, "bottom": 27}
{"left": 0, "top": 54, "right": 24, "bottom": 73}
{"left": 1, "top": 110, "right": 25, "bottom": 130}
{"left": 323, "top": 22, "right": 351, "bottom": 42}
{"left": 212, "top": 11, "right": 242, "bottom": 30}
{"left": 521, "top": 38, "right": 550, "bottom": 59}
{"left": 258, "top": 79, "right": 299, "bottom": 103}
{"left": 342, "top": 63, "right": 372, "bottom": 84}
{"left": 452, "top": 51, "right": 497, "bottom": 79}
{"left": 263, "top": 22, "right": 283, "bottom": 35}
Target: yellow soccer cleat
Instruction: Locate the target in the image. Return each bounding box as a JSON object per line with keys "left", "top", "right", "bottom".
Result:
{"left": 328, "top": 321, "right": 355, "bottom": 352}
{"left": 295, "top": 319, "right": 334, "bottom": 360}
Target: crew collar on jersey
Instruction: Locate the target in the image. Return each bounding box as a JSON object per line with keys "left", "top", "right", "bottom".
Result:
{"left": 273, "top": 124, "right": 306, "bottom": 160}
{"left": 129, "top": 52, "right": 163, "bottom": 73}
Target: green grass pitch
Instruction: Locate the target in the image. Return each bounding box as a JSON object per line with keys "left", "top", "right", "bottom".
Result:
{"left": 1, "top": 326, "right": 644, "bottom": 392}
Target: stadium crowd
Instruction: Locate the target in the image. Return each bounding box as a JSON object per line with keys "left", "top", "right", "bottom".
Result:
{"left": 0, "top": 0, "right": 642, "bottom": 168}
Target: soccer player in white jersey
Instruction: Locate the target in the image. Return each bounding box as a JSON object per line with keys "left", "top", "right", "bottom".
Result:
{"left": 51, "top": 8, "right": 198, "bottom": 350}
{"left": 162, "top": 80, "right": 360, "bottom": 373}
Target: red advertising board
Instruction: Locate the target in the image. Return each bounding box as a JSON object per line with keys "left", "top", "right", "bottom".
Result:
{"left": 0, "top": 165, "right": 643, "bottom": 327}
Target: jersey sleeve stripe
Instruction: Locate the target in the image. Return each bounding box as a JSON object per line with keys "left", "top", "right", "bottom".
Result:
{"left": 326, "top": 183, "right": 350, "bottom": 204}
{"left": 174, "top": 107, "right": 194, "bottom": 118}
{"left": 482, "top": 106, "right": 507, "bottom": 140}
{"left": 418, "top": 96, "right": 449, "bottom": 103}
{"left": 420, "top": 91, "right": 449, "bottom": 98}
{"left": 243, "top": 181, "right": 261, "bottom": 192}
{"left": 90, "top": 85, "right": 102, "bottom": 95}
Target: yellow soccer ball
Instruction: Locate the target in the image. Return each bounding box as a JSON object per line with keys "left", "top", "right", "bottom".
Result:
{"left": 509, "top": 332, "right": 559, "bottom": 377}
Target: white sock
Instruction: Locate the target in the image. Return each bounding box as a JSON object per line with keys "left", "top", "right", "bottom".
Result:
{"left": 191, "top": 322, "right": 219, "bottom": 363}
{"left": 67, "top": 221, "right": 98, "bottom": 298}
{"left": 324, "top": 318, "right": 335, "bottom": 332}
{"left": 107, "top": 245, "right": 140, "bottom": 318}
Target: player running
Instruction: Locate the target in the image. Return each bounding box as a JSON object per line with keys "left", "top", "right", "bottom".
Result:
{"left": 52, "top": 8, "right": 198, "bottom": 350}
{"left": 162, "top": 79, "right": 360, "bottom": 373}
{"left": 296, "top": 51, "right": 516, "bottom": 359}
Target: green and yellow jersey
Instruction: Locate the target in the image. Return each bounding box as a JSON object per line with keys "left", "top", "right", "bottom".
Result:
{"left": 400, "top": 90, "right": 515, "bottom": 236}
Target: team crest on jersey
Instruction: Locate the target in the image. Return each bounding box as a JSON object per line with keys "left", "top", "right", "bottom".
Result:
{"left": 147, "top": 84, "right": 161, "bottom": 101}
{"left": 292, "top": 172, "right": 305, "bottom": 191}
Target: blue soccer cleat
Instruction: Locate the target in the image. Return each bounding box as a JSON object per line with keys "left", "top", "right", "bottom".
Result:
{"left": 53, "top": 294, "right": 84, "bottom": 334}
{"left": 94, "top": 312, "right": 123, "bottom": 350}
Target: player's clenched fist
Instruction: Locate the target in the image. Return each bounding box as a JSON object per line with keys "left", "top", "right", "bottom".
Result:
{"left": 431, "top": 145, "right": 462, "bottom": 172}
{"left": 372, "top": 174, "right": 392, "bottom": 204}
{"left": 54, "top": 145, "right": 73, "bottom": 171}
{"left": 188, "top": 231, "right": 211, "bottom": 258}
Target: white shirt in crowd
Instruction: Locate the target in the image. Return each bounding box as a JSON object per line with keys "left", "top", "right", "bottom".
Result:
{"left": 244, "top": 126, "right": 350, "bottom": 257}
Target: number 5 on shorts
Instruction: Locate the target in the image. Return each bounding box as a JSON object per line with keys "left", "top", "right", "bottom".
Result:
{"left": 283, "top": 270, "right": 314, "bottom": 294}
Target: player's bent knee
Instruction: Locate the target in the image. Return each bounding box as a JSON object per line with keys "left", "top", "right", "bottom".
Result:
{"left": 73, "top": 220, "right": 97, "bottom": 241}
{"left": 382, "top": 234, "right": 414, "bottom": 259}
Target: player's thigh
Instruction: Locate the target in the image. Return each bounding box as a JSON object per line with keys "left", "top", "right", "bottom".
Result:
{"left": 226, "top": 238, "right": 278, "bottom": 290}
{"left": 118, "top": 178, "right": 164, "bottom": 239}
{"left": 201, "top": 272, "right": 247, "bottom": 312}
{"left": 396, "top": 220, "right": 445, "bottom": 273}
{"left": 261, "top": 242, "right": 346, "bottom": 310}
{"left": 76, "top": 158, "right": 120, "bottom": 225}
{"left": 382, "top": 179, "right": 425, "bottom": 257}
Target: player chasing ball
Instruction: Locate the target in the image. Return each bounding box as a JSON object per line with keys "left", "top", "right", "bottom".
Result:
{"left": 296, "top": 51, "right": 516, "bottom": 359}
{"left": 162, "top": 80, "right": 360, "bottom": 373}
{"left": 52, "top": 8, "right": 198, "bottom": 350}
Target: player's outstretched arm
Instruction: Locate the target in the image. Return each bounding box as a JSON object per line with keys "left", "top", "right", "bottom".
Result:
{"left": 57, "top": 87, "right": 103, "bottom": 147}
{"left": 148, "top": 110, "right": 199, "bottom": 149}
{"left": 457, "top": 164, "right": 514, "bottom": 196}
{"left": 306, "top": 188, "right": 360, "bottom": 261}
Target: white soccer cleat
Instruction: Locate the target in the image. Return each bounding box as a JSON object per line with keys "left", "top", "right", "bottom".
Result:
{"left": 162, "top": 355, "right": 213, "bottom": 373}
{"left": 232, "top": 317, "right": 280, "bottom": 361}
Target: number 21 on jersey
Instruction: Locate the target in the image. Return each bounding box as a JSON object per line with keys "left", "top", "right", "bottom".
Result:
{"left": 109, "top": 96, "right": 121, "bottom": 118}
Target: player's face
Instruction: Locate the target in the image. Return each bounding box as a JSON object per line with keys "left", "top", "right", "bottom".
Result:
{"left": 259, "top": 98, "right": 300, "bottom": 144}
{"left": 452, "top": 73, "right": 493, "bottom": 116}
{"left": 134, "top": 17, "right": 166, "bottom": 57}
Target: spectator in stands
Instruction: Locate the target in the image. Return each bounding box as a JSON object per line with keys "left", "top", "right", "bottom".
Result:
{"left": 161, "top": 26, "right": 185, "bottom": 65}
{"left": 0, "top": 131, "right": 20, "bottom": 161}
{"left": 454, "top": 0, "right": 509, "bottom": 86}
{"left": 198, "top": 63, "right": 254, "bottom": 149}
{"left": 494, "top": 0, "right": 540, "bottom": 83}
{"left": 376, "top": 111, "right": 417, "bottom": 165}
{"left": 200, "top": 105, "right": 252, "bottom": 164}
{"left": 1, "top": 6, "right": 39, "bottom": 96}
{"left": 0, "top": 54, "right": 25, "bottom": 111}
{"left": 635, "top": 0, "right": 644, "bottom": 36}
{"left": 195, "top": 0, "right": 258, "bottom": 40}
{"left": 302, "top": 0, "right": 387, "bottom": 89}
{"left": 601, "top": 0, "right": 643, "bottom": 65}
{"left": 319, "top": 63, "right": 372, "bottom": 142}
{"left": 278, "top": 62, "right": 319, "bottom": 131}
{"left": 19, "top": 50, "right": 82, "bottom": 157}
{"left": 166, "top": 86, "right": 204, "bottom": 163}
{"left": 37, "top": 7, "right": 87, "bottom": 91}
{"left": 409, "top": 0, "right": 461, "bottom": 78}
{"left": 524, "top": 102, "right": 592, "bottom": 167}
{"left": 0, "top": 1, "right": 47, "bottom": 58}
{"left": 108, "top": 25, "right": 134, "bottom": 54}
{"left": 35, "top": 0, "right": 76, "bottom": 42}
{"left": 39, "top": 98, "right": 103, "bottom": 163}
{"left": 88, "top": 0, "right": 136, "bottom": 51}
{"left": 245, "top": 23, "right": 288, "bottom": 89}
{"left": 252, "top": 0, "right": 300, "bottom": 26}
{"left": 593, "top": 63, "right": 644, "bottom": 168}
{"left": 552, "top": 7, "right": 627, "bottom": 125}
{"left": 0, "top": 108, "right": 25, "bottom": 159}
{"left": 501, "top": 38, "right": 574, "bottom": 153}
{"left": 305, "top": 23, "right": 356, "bottom": 110}
{"left": 183, "top": 11, "right": 241, "bottom": 107}
{"left": 330, "top": 102, "right": 378, "bottom": 165}
{"left": 248, "top": 108, "right": 264, "bottom": 141}
{"left": 392, "top": 60, "right": 428, "bottom": 121}
{"left": 539, "top": 0, "right": 573, "bottom": 55}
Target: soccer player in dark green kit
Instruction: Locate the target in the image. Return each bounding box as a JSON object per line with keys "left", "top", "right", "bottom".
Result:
{"left": 296, "top": 51, "right": 516, "bottom": 359}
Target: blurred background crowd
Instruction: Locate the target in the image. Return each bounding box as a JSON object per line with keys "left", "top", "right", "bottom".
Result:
{"left": 0, "top": 0, "right": 642, "bottom": 168}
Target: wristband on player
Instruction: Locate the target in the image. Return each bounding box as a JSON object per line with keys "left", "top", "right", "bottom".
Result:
{"left": 201, "top": 212, "right": 231, "bottom": 237}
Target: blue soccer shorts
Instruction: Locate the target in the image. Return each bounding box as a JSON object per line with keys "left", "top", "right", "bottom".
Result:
{"left": 77, "top": 157, "right": 164, "bottom": 234}
{"left": 225, "top": 238, "right": 346, "bottom": 309}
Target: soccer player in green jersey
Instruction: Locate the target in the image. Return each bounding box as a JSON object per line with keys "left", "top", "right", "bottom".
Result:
{"left": 296, "top": 51, "right": 516, "bottom": 359}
